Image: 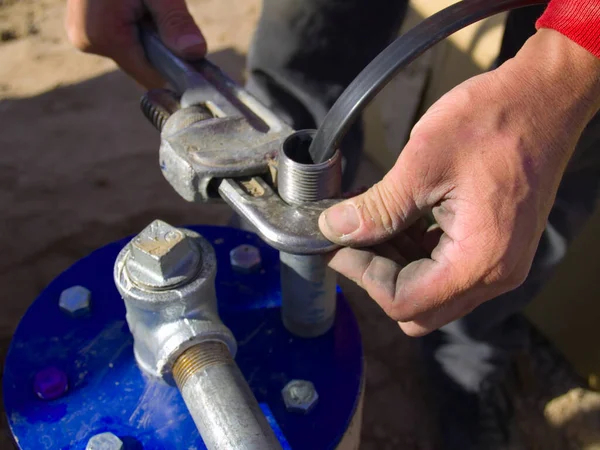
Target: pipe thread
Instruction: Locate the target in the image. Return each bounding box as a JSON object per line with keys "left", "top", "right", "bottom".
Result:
{"left": 278, "top": 129, "right": 341, "bottom": 205}
{"left": 173, "top": 342, "right": 232, "bottom": 388}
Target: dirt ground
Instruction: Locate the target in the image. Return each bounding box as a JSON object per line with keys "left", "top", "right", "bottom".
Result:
{"left": 1, "top": 0, "right": 599, "bottom": 449}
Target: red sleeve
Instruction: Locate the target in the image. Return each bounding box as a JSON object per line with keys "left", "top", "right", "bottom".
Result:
{"left": 536, "top": 0, "right": 600, "bottom": 58}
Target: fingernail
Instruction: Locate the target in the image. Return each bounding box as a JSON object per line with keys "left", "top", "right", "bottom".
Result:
{"left": 175, "top": 34, "right": 206, "bottom": 56}
{"left": 322, "top": 203, "right": 360, "bottom": 238}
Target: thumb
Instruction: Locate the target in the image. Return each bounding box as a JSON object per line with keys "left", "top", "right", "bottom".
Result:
{"left": 146, "top": 0, "right": 207, "bottom": 59}
{"left": 319, "top": 169, "right": 420, "bottom": 246}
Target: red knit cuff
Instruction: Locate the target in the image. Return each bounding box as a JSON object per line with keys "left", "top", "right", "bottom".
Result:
{"left": 536, "top": 0, "right": 600, "bottom": 59}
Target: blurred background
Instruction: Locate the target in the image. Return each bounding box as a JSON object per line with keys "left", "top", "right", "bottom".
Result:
{"left": 0, "top": 0, "right": 599, "bottom": 448}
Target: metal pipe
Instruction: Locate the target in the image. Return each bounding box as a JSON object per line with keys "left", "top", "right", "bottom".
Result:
{"left": 114, "top": 220, "right": 282, "bottom": 450}
{"left": 173, "top": 342, "right": 282, "bottom": 450}
{"left": 277, "top": 130, "right": 342, "bottom": 337}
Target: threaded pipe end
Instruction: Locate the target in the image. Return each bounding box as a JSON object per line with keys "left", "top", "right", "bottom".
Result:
{"left": 278, "top": 129, "right": 342, "bottom": 205}
{"left": 173, "top": 342, "right": 232, "bottom": 388}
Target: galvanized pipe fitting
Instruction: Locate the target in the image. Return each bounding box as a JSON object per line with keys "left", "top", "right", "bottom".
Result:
{"left": 114, "top": 220, "right": 282, "bottom": 449}
{"left": 277, "top": 130, "right": 341, "bottom": 338}
{"left": 114, "top": 220, "right": 236, "bottom": 381}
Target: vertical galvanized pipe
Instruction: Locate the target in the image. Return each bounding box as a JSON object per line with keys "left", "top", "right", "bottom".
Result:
{"left": 277, "top": 130, "right": 342, "bottom": 337}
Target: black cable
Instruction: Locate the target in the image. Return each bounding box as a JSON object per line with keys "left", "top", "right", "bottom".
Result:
{"left": 308, "top": 0, "right": 549, "bottom": 163}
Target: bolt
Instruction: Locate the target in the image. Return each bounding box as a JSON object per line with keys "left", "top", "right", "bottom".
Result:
{"left": 59, "top": 285, "right": 91, "bottom": 317}
{"left": 33, "top": 367, "right": 68, "bottom": 400}
{"left": 230, "top": 245, "right": 261, "bottom": 273}
{"left": 126, "top": 219, "right": 200, "bottom": 288}
{"left": 282, "top": 379, "right": 318, "bottom": 414}
{"left": 86, "top": 432, "right": 124, "bottom": 450}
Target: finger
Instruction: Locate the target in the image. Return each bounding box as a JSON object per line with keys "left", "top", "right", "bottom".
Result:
{"left": 331, "top": 231, "right": 472, "bottom": 327}
{"left": 318, "top": 167, "right": 420, "bottom": 247}
{"left": 145, "top": 0, "right": 207, "bottom": 59}
{"left": 65, "top": 0, "right": 165, "bottom": 89}
{"left": 110, "top": 33, "right": 167, "bottom": 89}
{"left": 328, "top": 247, "right": 405, "bottom": 310}
{"left": 397, "top": 290, "right": 478, "bottom": 336}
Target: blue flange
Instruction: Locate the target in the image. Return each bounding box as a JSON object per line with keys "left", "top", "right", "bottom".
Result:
{"left": 3, "top": 225, "right": 364, "bottom": 450}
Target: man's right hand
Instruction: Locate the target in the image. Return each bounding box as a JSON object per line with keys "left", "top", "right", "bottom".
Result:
{"left": 66, "top": 0, "right": 206, "bottom": 89}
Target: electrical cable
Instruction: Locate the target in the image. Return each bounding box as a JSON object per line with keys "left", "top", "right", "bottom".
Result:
{"left": 308, "top": 0, "right": 550, "bottom": 163}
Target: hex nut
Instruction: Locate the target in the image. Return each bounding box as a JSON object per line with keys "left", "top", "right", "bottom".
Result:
{"left": 126, "top": 219, "right": 200, "bottom": 288}
{"left": 282, "top": 379, "right": 318, "bottom": 414}
{"left": 86, "top": 432, "right": 124, "bottom": 450}
{"left": 230, "top": 245, "right": 261, "bottom": 273}
{"left": 59, "top": 285, "right": 91, "bottom": 317}
{"left": 33, "top": 367, "right": 68, "bottom": 401}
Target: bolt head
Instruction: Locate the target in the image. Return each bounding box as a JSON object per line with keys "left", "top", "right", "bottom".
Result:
{"left": 282, "top": 379, "right": 318, "bottom": 414}
{"left": 230, "top": 245, "right": 261, "bottom": 273}
{"left": 127, "top": 220, "right": 200, "bottom": 288}
{"left": 59, "top": 285, "right": 91, "bottom": 317}
{"left": 33, "top": 367, "right": 68, "bottom": 400}
{"left": 86, "top": 432, "right": 124, "bottom": 450}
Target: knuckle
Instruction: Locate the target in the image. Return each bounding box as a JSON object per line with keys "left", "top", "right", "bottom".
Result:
{"left": 157, "top": 7, "right": 195, "bottom": 32}
{"left": 362, "top": 256, "right": 400, "bottom": 307}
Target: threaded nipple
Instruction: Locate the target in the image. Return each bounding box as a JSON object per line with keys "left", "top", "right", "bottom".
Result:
{"left": 277, "top": 129, "right": 341, "bottom": 205}
{"left": 173, "top": 342, "right": 232, "bottom": 388}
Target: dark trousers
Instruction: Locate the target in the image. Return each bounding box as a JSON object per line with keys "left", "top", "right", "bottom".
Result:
{"left": 245, "top": 2, "right": 600, "bottom": 393}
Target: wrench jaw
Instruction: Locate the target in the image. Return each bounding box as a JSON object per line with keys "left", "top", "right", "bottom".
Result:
{"left": 158, "top": 108, "right": 287, "bottom": 203}
{"left": 217, "top": 177, "right": 341, "bottom": 255}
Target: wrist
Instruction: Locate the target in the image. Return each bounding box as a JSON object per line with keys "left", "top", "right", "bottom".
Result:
{"left": 490, "top": 28, "right": 600, "bottom": 166}
{"left": 502, "top": 28, "right": 600, "bottom": 120}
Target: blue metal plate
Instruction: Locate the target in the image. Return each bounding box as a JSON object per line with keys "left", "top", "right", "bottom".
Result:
{"left": 3, "top": 225, "right": 363, "bottom": 450}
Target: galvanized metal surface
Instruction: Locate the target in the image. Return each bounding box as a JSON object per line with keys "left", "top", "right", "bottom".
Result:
{"left": 279, "top": 252, "right": 337, "bottom": 338}
{"left": 277, "top": 130, "right": 341, "bottom": 205}
{"left": 114, "top": 220, "right": 236, "bottom": 381}
{"left": 85, "top": 432, "right": 124, "bottom": 450}
{"left": 174, "top": 343, "right": 282, "bottom": 450}
{"left": 58, "top": 285, "right": 91, "bottom": 317}
{"left": 230, "top": 244, "right": 262, "bottom": 273}
{"left": 218, "top": 177, "right": 339, "bottom": 255}
{"left": 125, "top": 219, "right": 201, "bottom": 289}
{"left": 3, "top": 225, "right": 364, "bottom": 450}
{"left": 282, "top": 380, "right": 319, "bottom": 414}
{"left": 277, "top": 131, "right": 341, "bottom": 337}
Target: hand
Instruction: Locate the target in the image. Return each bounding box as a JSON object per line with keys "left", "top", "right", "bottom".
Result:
{"left": 66, "top": 0, "right": 206, "bottom": 89}
{"left": 319, "top": 29, "right": 600, "bottom": 337}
